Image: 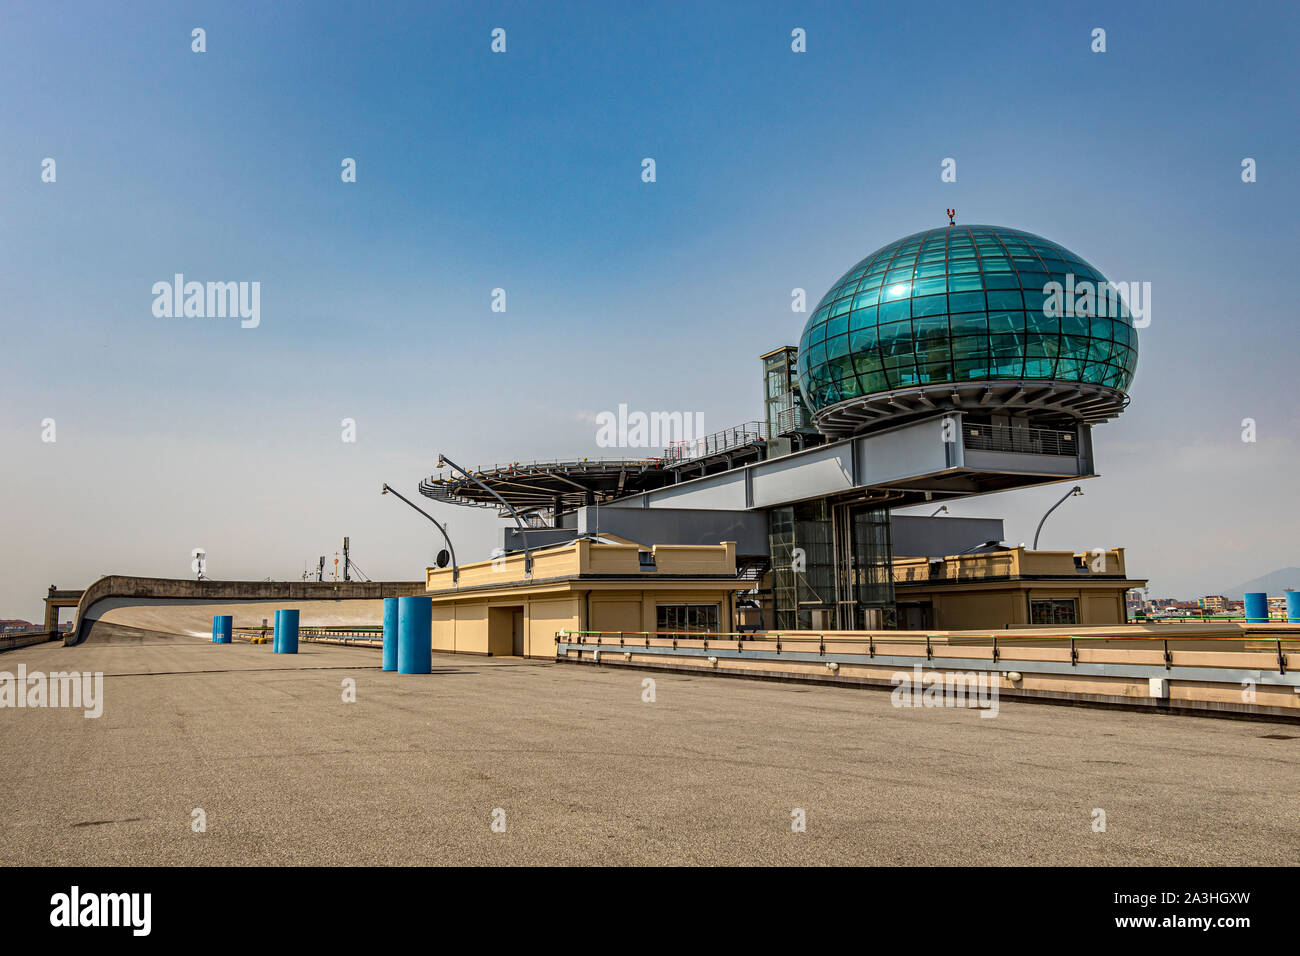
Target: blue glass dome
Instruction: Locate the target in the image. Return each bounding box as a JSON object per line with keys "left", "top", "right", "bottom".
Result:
{"left": 797, "top": 225, "right": 1138, "bottom": 435}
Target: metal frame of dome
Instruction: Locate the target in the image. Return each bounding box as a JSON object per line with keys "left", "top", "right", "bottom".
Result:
{"left": 812, "top": 379, "right": 1130, "bottom": 437}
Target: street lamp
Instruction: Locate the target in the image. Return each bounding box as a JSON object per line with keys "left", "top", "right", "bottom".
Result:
{"left": 929, "top": 505, "right": 948, "bottom": 517}
{"left": 1031, "top": 485, "right": 1083, "bottom": 550}
{"left": 380, "top": 483, "right": 459, "bottom": 584}
{"left": 437, "top": 453, "right": 533, "bottom": 575}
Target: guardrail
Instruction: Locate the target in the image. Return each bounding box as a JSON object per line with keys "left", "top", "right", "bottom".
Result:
{"left": 1136, "top": 615, "right": 1290, "bottom": 623}
{"left": 233, "top": 625, "right": 383, "bottom": 646}
{"left": 663, "top": 422, "right": 766, "bottom": 462}
{"left": 963, "top": 423, "right": 1077, "bottom": 457}
{"left": 554, "top": 629, "right": 1300, "bottom": 717}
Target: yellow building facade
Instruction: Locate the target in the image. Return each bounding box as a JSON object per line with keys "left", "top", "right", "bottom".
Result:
{"left": 892, "top": 547, "right": 1145, "bottom": 630}
{"left": 425, "top": 537, "right": 750, "bottom": 658}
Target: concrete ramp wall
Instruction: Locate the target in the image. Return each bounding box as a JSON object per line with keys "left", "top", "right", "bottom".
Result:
{"left": 71, "top": 576, "right": 426, "bottom": 645}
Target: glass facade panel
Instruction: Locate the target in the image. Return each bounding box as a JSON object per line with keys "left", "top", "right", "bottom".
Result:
{"left": 797, "top": 225, "right": 1138, "bottom": 413}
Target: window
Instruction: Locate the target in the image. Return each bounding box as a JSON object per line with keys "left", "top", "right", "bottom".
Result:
{"left": 1030, "top": 598, "right": 1078, "bottom": 626}
{"left": 657, "top": 604, "right": 719, "bottom": 633}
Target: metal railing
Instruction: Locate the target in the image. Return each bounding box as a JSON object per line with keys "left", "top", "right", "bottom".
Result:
{"left": 663, "top": 421, "right": 765, "bottom": 462}
{"left": 556, "top": 628, "right": 1298, "bottom": 678}
{"left": 963, "top": 423, "right": 1078, "bottom": 457}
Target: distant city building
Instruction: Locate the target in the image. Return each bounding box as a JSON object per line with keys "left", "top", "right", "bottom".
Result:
{"left": 1200, "top": 595, "right": 1228, "bottom": 614}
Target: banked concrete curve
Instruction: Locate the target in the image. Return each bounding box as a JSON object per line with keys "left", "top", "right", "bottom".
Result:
{"left": 69, "top": 576, "right": 427, "bottom": 645}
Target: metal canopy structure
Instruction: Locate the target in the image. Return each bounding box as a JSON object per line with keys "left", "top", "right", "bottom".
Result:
{"left": 812, "top": 379, "right": 1130, "bottom": 438}
{"left": 419, "top": 458, "right": 681, "bottom": 518}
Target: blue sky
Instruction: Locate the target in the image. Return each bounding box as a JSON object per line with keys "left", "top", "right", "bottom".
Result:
{"left": 2, "top": 0, "right": 1298, "bottom": 619}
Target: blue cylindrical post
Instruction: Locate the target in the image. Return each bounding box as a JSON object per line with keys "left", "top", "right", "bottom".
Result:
{"left": 397, "top": 596, "right": 432, "bottom": 674}
{"left": 212, "top": 615, "right": 232, "bottom": 644}
{"left": 272, "top": 609, "right": 284, "bottom": 652}
{"left": 1286, "top": 591, "right": 1300, "bottom": 623}
{"left": 1244, "top": 592, "right": 1269, "bottom": 623}
{"left": 382, "top": 597, "right": 399, "bottom": 671}
{"left": 275, "top": 608, "right": 300, "bottom": 653}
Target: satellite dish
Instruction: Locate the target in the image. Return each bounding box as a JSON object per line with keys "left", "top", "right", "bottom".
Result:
{"left": 435, "top": 549, "right": 450, "bottom": 569}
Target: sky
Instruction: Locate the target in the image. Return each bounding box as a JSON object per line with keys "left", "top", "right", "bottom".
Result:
{"left": 2, "top": 0, "right": 1298, "bottom": 621}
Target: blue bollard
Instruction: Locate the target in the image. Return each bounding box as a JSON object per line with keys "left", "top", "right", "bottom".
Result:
{"left": 212, "top": 615, "right": 232, "bottom": 644}
{"left": 382, "top": 597, "right": 399, "bottom": 671}
{"left": 275, "top": 608, "right": 300, "bottom": 654}
{"left": 1243, "top": 592, "right": 1269, "bottom": 624}
{"left": 397, "top": 596, "right": 432, "bottom": 674}
{"left": 1287, "top": 591, "right": 1300, "bottom": 623}
{"left": 272, "top": 609, "right": 283, "bottom": 653}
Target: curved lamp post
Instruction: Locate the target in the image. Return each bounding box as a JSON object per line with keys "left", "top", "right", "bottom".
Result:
{"left": 437, "top": 453, "right": 533, "bottom": 576}
{"left": 380, "top": 482, "right": 459, "bottom": 584}
{"left": 1032, "top": 485, "right": 1083, "bottom": 550}
{"left": 929, "top": 505, "right": 949, "bottom": 517}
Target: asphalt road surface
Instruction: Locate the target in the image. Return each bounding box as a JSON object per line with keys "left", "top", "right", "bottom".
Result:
{"left": 1, "top": 626, "right": 1296, "bottom": 865}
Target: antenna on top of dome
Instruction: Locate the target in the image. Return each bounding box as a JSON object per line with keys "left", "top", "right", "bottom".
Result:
{"left": 946, "top": 208, "right": 956, "bottom": 227}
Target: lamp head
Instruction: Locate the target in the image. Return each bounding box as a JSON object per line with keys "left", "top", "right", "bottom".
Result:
{"left": 436, "top": 454, "right": 446, "bottom": 468}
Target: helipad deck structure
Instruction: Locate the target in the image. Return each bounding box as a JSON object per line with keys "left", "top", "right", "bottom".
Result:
{"left": 418, "top": 458, "right": 680, "bottom": 518}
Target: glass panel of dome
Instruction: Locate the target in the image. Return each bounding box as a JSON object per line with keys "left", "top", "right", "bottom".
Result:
{"left": 826, "top": 314, "right": 849, "bottom": 339}
{"left": 1056, "top": 358, "right": 1084, "bottom": 379}
{"left": 915, "top": 262, "right": 946, "bottom": 278}
{"left": 1082, "top": 362, "right": 1108, "bottom": 383}
{"left": 881, "top": 336, "right": 913, "bottom": 359}
{"left": 849, "top": 306, "right": 878, "bottom": 329}
{"left": 950, "top": 312, "right": 988, "bottom": 335}
{"left": 948, "top": 258, "right": 979, "bottom": 274}
{"left": 1026, "top": 312, "right": 1059, "bottom": 335}
{"left": 826, "top": 332, "right": 851, "bottom": 360}
{"left": 892, "top": 367, "right": 921, "bottom": 388}
{"left": 877, "top": 319, "right": 911, "bottom": 347}
{"left": 884, "top": 268, "right": 913, "bottom": 284}
{"left": 954, "top": 358, "right": 989, "bottom": 379}
{"left": 990, "top": 331, "right": 1022, "bottom": 353}
{"left": 987, "top": 310, "right": 1024, "bottom": 334}
{"left": 983, "top": 274, "right": 1020, "bottom": 291}
{"left": 914, "top": 313, "right": 950, "bottom": 338}
{"left": 830, "top": 298, "right": 852, "bottom": 318}
{"left": 878, "top": 298, "right": 910, "bottom": 322}
{"left": 952, "top": 333, "right": 990, "bottom": 358}
{"left": 945, "top": 274, "right": 980, "bottom": 292}
{"left": 1022, "top": 287, "right": 1049, "bottom": 311}
{"left": 913, "top": 293, "right": 947, "bottom": 316}
{"left": 948, "top": 291, "right": 985, "bottom": 313}
{"left": 912, "top": 276, "right": 946, "bottom": 296}
{"left": 918, "top": 363, "right": 952, "bottom": 384}
{"left": 1061, "top": 335, "right": 1089, "bottom": 358}
{"left": 858, "top": 370, "right": 889, "bottom": 393}
{"left": 850, "top": 326, "right": 878, "bottom": 351}
{"left": 987, "top": 290, "right": 1024, "bottom": 310}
